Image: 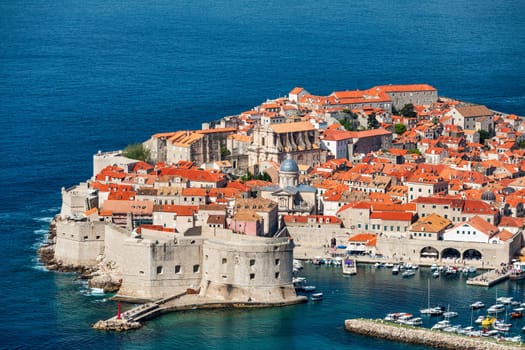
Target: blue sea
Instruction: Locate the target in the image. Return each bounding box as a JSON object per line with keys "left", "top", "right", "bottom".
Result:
{"left": 1, "top": 0, "right": 524, "bottom": 348}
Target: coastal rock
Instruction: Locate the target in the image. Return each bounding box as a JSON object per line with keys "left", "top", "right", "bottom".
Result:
{"left": 92, "top": 319, "right": 141, "bottom": 332}
{"left": 88, "top": 273, "right": 122, "bottom": 292}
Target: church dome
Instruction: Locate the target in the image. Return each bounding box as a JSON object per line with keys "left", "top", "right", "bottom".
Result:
{"left": 481, "top": 190, "right": 496, "bottom": 201}
{"left": 280, "top": 157, "right": 299, "bottom": 173}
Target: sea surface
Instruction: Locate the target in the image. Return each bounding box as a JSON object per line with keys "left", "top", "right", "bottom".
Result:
{"left": 1, "top": 0, "right": 524, "bottom": 348}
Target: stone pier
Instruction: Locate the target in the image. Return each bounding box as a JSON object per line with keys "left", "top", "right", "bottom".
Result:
{"left": 344, "top": 319, "right": 522, "bottom": 349}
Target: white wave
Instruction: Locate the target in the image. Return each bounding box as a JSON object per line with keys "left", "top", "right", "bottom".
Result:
{"left": 34, "top": 216, "right": 54, "bottom": 223}
{"left": 84, "top": 287, "right": 107, "bottom": 297}
{"left": 30, "top": 256, "right": 50, "bottom": 273}
{"left": 92, "top": 298, "right": 108, "bottom": 303}
{"left": 33, "top": 228, "right": 48, "bottom": 235}
{"left": 41, "top": 207, "right": 60, "bottom": 213}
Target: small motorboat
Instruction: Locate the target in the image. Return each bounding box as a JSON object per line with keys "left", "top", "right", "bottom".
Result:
{"left": 404, "top": 317, "right": 423, "bottom": 326}
{"left": 511, "top": 310, "right": 523, "bottom": 319}
{"left": 470, "top": 301, "right": 485, "bottom": 309}
{"left": 431, "top": 320, "right": 450, "bottom": 330}
{"left": 402, "top": 270, "right": 415, "bottom": 278}
{"left": 443, "top": 311, "right": 458, "bottom": 318}
{"left": 310, "top": 292, "right": 323, "bottom": 301}
{"left": 487, "top": 304, "right": 506, "bottom": 314}
{"left": 432, "top": 271, "right": 440, "bottom": 278}
{"left": 302, "top": 285, "right": 316, "bottom": 292}
{"left": 392, "top": 265, "right": 400, "bottom": 275}
{"left": 475, "top": 315, "right": 485, "bottom": 324}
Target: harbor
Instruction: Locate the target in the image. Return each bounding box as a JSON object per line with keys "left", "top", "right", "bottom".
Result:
{"left": 344, "top": 319, "right": 523, "bottom": 349}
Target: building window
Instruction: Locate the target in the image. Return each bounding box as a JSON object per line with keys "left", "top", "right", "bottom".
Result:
{"left": 275, "top": 272, "right": 280, "bottom": 279}
{"left": 193, "top": 264, "right": 200, "bottom": 273}
{"left": 250, "top": 259, "right": 256, "bottom": 266}
{"left": 222, "top": 258, "right": 227, "bottom": 264}
{"left": 275, "top": 259, "right": 280, "bottom": 266}
{"left": 157, "top": 266, "right": 163, "bottom": 274}
{"left": 250, "top": 273, "right": 255, "bottom": 280}
{"left": 175, "top": 265, "right": 181, "bottom": 273}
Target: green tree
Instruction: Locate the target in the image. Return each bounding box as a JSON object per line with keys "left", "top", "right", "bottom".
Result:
{"left": 399, "top": 104, "right": 417, "bottom": 118}
{"left": 408, "top": 148, "right": 421, "bottom": 155}
{"left": 122, "top": 143, "right": 151, "bottom": 162}
{"left": 478, "top": 129, "right": 490, "bottom": 144}
{"left": 394, "top": 123, "right": 407, "bottom": 135}
{"left": 367, "top": 112, "right": 379, "bottom": 129}
{"left": 220, "top": 145, "right": 231, "bottom": 160}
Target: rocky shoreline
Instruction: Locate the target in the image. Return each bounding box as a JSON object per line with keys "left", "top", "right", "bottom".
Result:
{"left": 37, "top": 217, "right": 122, "bottom": 293}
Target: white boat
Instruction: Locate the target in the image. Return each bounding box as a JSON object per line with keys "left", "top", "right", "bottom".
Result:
{"left": 445, "top": 266, "right": 458, "bottom": 275}
{"left": 475, "top": 315, "right": 485, "bottom": 324}
{"left": 392, "top": 265, "right": 400, "bottom": 275}
{"left": 496, "top": 296, "right": 514, "bottom": 305}
{"left": 332, "top": 257, "right": 342, "bottom": 266}
{"left": 385, "top": 263, "right": 394, "bottom": 268}
{"left": 302, "top": 285, "right": 316, "bottom": 292}
{"left": 404, "top": 317, "right": 423, "bottom": 326}
{"left": 395, "top": 314, "right": 414, "bottom": 324}
{"left": 384, "top": 312, "right": 410, "bottom": 322}
{"left": 342, "top": 256, "right": 357, "bottom": 275}
{"left": 431, "top": 320, "right": 451, "bottom": 330}
{"left": 443, "top": 311, "right": 458, "bottom": 318}
{"left": 420, "top": 280, "right": 443, "bottom": 315}
{"left": 493, "top": 323, "right": 510, "bottom": 332}
{"left": 310, "top": 292, "right": 323, "bottom": 301}
{"left": 487, "top": 304, "right": 506, "bottom": 314}
{"left": 292, "top": 277, "right": 307, "bottom": 290}
{"left": 430, "top": 264, "right": 438, "bottom": 271}
{"left": 402, "top": 270, "right": 415, "bottom": 278}
{"left": 293, "top": 259, "right": 303, "bottom": 270}
{"left": 432, "top": 271, "right": 440, "bottom": 278}
{"left": 470, "top": 301, "right": 485, "bottom": 309}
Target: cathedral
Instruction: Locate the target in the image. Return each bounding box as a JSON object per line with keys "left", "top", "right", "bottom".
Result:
{"left": 259, "top": 156, "right": 317, "bottom": 217}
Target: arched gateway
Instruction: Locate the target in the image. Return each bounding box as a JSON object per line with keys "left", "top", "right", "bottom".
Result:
{"left": 420, "top": 246, "right": 439, "bottom": 259}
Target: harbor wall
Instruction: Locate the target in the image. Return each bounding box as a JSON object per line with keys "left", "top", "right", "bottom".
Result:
{"left": 286, "top": 226, "right": 348, "bottom": 258}
{"left": 200, "top": 236, "right": 297, "bottom": 303}
{"left": 344, "top": 319, "right": 520, "bottom": 350}
{"left": 54, "top": 219, "right": 105, "bottom": 266}
{"left": 105, "top": 225, "right": 203, "bottom": 301}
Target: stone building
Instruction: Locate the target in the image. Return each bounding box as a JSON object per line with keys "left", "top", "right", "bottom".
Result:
{"left": 260, "top": 156, "right": 317, "bottom": 216}
{"left": 248, "top": 121, "right": 325, "bottom": 167}
{"left": 144, "top": 128, "right": 235, "bottom": 166}
{"left": 374, "top": 84, "right": 438, "bottom": 111}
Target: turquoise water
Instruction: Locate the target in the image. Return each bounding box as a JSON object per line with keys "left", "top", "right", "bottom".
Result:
{"left": 1, "top": 0, "right": 524, "bottom": 348}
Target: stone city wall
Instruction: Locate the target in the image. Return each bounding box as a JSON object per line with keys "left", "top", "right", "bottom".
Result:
{"left": 54, "top": 219, "right": 105, "bottom": 266}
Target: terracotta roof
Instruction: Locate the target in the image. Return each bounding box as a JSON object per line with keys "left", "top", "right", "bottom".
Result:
{"left": 348, "top": 233, "right": 377, "bottom": 246}
{"left": 375, "top": 84, "right": 436, "bottom": 93}
{"left": 370, "top": 211, "right": 413, "bottom": 221}
{"left": 270, "top": 121, "right": 314, "bottom": 133}
{"left": 153, "top": 204, "right": 198, "bottom": 216}
{"left": 454, "top": 105, "right": 493, "bottom": 118}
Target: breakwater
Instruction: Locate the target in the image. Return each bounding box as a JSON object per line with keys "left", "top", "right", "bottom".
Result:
{"left": 344, "top": 319, "right": 522, "bottom": 350}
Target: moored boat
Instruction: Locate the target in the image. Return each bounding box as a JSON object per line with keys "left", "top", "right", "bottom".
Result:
{"left": 402, "top": 270, "right": 415, "bottom": 278}
{"left": 510, "top": 261, "right": 525, "bottom": 280}
{"left": 310, "top": 292, "right": 323, "bottom": 301}
{"left": 487, "top": 304, "right": 506, "bottom": 314}
{"left": 342, "top": 256, "right": 357, "bottom": 275}
{"left": 470, "top": 301, "right": 485, "bottom": 309}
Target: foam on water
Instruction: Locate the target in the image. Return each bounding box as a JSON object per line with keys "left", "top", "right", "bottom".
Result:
{"left": 34, "top": 216, "right": 54, "bottom": 223}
